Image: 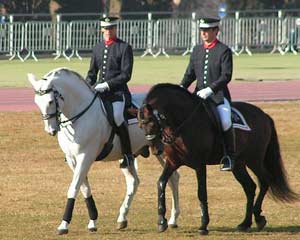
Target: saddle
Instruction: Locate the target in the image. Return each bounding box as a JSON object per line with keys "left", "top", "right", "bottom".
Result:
{"left": 204, "top": 99, "right": 251, "bottom": 133}
{"left": 95, "top": 96, "right": 140, "bottom": 161}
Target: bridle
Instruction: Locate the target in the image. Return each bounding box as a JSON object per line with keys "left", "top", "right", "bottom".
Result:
{"left": 139, "top": 101, "right": 204, "bottom": 145}
{"left": 139, "top": 106, "right": 176, "bottom": 145}
{"left": 35, "top": 87, "right": 61, "bottom": 121}
{"left": 35, "top": 80, "right": 99, "bottom": 127}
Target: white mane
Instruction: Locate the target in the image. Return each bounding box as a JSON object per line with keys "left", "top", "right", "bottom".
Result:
{"left": 43, "top": 67, "right": 92, "bottom": 92}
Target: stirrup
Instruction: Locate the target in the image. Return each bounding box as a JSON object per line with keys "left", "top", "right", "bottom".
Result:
{"left": 220, "top": 155, "right": 234, "bottom": 171}
{"left": 119, "top": 154, "right": 134, "bottom": 168}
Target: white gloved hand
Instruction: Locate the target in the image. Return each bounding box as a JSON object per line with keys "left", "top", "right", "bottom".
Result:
{"left": 196, "top": 87, "right": 213, "bottom": 99}
{"left": 95, "top": 82, "right": 110, "bottom": 93}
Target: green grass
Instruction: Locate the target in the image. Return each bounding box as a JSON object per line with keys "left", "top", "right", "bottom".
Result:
{"left": 233, "top": 53, "right": 300, "bottom": 82}
{"left": 0, "top": 53, "right": 299, "bottom": 88}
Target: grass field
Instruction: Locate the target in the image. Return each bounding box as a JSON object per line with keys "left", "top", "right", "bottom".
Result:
{"left": 0, "top": 53, "right": 300, "bottom": 87}
{"left": 1, "top": 102, "right": 300, "bottom": 240}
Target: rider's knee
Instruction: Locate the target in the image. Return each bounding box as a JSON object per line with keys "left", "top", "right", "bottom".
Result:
{"left": 114, "top": 112, "right": 125, "bottom": 127}
{"left": 221, "top": 118, "right": 232, "bottom": 131}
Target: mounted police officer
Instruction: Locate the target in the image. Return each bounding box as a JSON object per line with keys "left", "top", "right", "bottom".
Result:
{"left": 86, "top": 16, "right": 134, "bottom": 168}
{"left": 180, "top": 17, "right": 235, "bottom": 171}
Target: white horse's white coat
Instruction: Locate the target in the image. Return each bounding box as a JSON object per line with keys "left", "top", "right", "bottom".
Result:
{"left": 27, "top": 68, "right": 180, "bottom": 234}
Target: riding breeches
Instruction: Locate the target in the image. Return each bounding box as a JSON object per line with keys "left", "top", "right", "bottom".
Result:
{"left": 217, "top": 98, "right": 232, "bottom": 131}
{"left": 112, "top": 95, "right": 126, "bottom": 127}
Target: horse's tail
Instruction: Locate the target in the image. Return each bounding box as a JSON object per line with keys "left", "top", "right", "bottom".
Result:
{"left": 263, "top": 115, "right": 299, "bottom": 202}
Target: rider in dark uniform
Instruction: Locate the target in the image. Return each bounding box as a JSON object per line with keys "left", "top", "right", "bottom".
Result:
{"left": 86, "top": 16, "right": 134, "bottom": 168}
{"left": 180, "top": 17, "right": 235, "bottom": 171}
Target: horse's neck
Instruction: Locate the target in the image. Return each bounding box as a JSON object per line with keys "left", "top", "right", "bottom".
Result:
{"left": 159, "top": 93, "right": 206, "bottom": 127}
{"left": 56, "top": 77, "right": 94, "bottom": 118}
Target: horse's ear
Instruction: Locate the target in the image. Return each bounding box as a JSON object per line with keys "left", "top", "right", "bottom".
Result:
{"left": 27, "top": 73, "right": 39, "bottom": 90}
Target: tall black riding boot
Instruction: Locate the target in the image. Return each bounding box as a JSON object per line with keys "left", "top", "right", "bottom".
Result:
{"left": 117, "top": 122, "right": 134, "bottom": 168}
{"left": 220, "top": 126, "right": 236, "bottom": 171}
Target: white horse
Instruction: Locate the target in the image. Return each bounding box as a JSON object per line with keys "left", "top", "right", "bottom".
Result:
{"left": 27, "top": 68, "right": 180, "bottom": 235}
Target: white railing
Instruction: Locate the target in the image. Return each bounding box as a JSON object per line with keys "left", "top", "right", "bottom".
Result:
{"left": 0, "top": 11, "right": 299, "bottom": 61}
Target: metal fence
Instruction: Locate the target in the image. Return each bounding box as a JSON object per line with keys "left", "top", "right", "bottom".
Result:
{"left": 0, "top": 11, "right": 300, "bottom": 61}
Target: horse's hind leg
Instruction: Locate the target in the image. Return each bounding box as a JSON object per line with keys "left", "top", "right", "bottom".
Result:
{"left": 167, "top": 170, "right": 180, "bottom": 228}
{"left": 232, "top": 163, "right": 256, "bottom": 231}
{"left": 156, "top": 155, "right": 180, "bottom": 228}
{"left": 117, "top": 158, "right": 140, "bottom": 230}
{"left": 252, "top": 177, "right": 268, "bottom": 231}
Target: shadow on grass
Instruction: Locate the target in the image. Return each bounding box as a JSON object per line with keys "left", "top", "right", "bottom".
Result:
{"left": 212, "top": 225, "right": 300, "bottom": 233}
{"left": 253, "top": 67, "right": 287, "bottom": 70}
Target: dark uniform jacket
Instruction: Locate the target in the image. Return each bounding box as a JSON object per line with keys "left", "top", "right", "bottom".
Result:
{"left": 86, "top": 38, "right": 134, "bottom": 106}
{"left": 180, "top": 40, "right": 232, "bottom": 105}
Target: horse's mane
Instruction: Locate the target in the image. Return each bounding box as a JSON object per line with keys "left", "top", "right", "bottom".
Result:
{"left": 146, "top": 83, "right": 200, "bottom": 104}
{"left": 44, "top": 67, "right": 92, "bottom": 90}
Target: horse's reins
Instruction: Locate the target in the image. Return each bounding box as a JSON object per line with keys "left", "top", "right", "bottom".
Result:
{"left": 59, "top": 92, "right": 99, "bottom": 125}
{"left": 170, "top": 100, "right": 204, "bottom": 137}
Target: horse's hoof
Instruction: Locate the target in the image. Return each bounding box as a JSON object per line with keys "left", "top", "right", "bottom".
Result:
{"left": 57, "top": 229, "right": 68, "bottom": 235}
{"left": 236, "top": 224, "right": 251, "bottom": 232}
{"left": 88, "top": 227, "right": 97, "bottom": 233}
{"left": 168, "top": 223, "right": 178, "bottom": 228}
{"left": 198, "top": 228, "right": 209, "bottom": 235}
{"left": 117, "top": 220, "right": 128, "bottom": 230}
{"left": 256, "top": 216, "right": 267, "bottom": 231}
{"left": 158, "top": 223, "right": 168, "bottom": 233}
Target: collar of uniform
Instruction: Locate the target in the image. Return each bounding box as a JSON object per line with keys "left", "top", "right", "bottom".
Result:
{"left": 104, "top": 37, "right": 117, "bottom": 45}
{"left": 203, "top": 39, "right": 218, "bottom": 49}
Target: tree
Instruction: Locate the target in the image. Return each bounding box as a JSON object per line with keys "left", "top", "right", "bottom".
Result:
{"left": 3, "top": 0, "right": 49, "bottom": 14}
{"left": 109, "top": 0, "right": 121, "bottom": 16}
{"left": 54, "top": 0, "right": 103, "bottom": 13}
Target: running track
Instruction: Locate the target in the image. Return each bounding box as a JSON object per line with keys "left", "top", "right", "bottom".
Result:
{"left": 0, "top": 81, "right": 300, "bottom": 112}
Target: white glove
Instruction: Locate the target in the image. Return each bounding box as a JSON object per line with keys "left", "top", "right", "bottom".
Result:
{"left": 95, "top": 82, "right": 110, "bottom": 93}
{"left": 196, "top": 87, "right": 213, "bottom": 99}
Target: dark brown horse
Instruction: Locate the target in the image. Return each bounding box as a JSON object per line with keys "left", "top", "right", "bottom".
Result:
{"left": 138, "top": 83, "right": 299, "bottom": 235}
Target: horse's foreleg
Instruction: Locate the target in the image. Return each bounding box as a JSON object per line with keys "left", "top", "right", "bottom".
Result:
{"left": 157, "top": 161, "right": 175, "bottom": 233}
{"left": 117, "top": 159, "right": 140, "bottom": 230}
{"left": 156, "top": 155, "right": 180, "bottom": 227}
{"left": 57, "top": 155, "right": 93, "bottom": 235}
{"left": 196, "top": 165, "right": 209, "bottom": 235}
{"left": 67, "top": 158, "right": 98, "bottom": 232}
{"left": 80, "top": 179, "right": 98, "bottom": 232}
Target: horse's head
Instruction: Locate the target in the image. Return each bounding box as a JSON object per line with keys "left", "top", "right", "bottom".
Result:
{"left": 27, "top": 72, "right": 63, "bottom": 136}
{"left": 138, "top": 103, "right": 165, "bottom": 156}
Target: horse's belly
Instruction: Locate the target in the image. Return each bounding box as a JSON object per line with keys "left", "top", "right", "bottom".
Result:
{"left": 100, "top": 122, "right": 148, "bottom": 162}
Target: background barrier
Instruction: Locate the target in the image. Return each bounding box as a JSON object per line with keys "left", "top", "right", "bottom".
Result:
{"left": 0, "top": 11, "right": 299, "bottom": 61}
